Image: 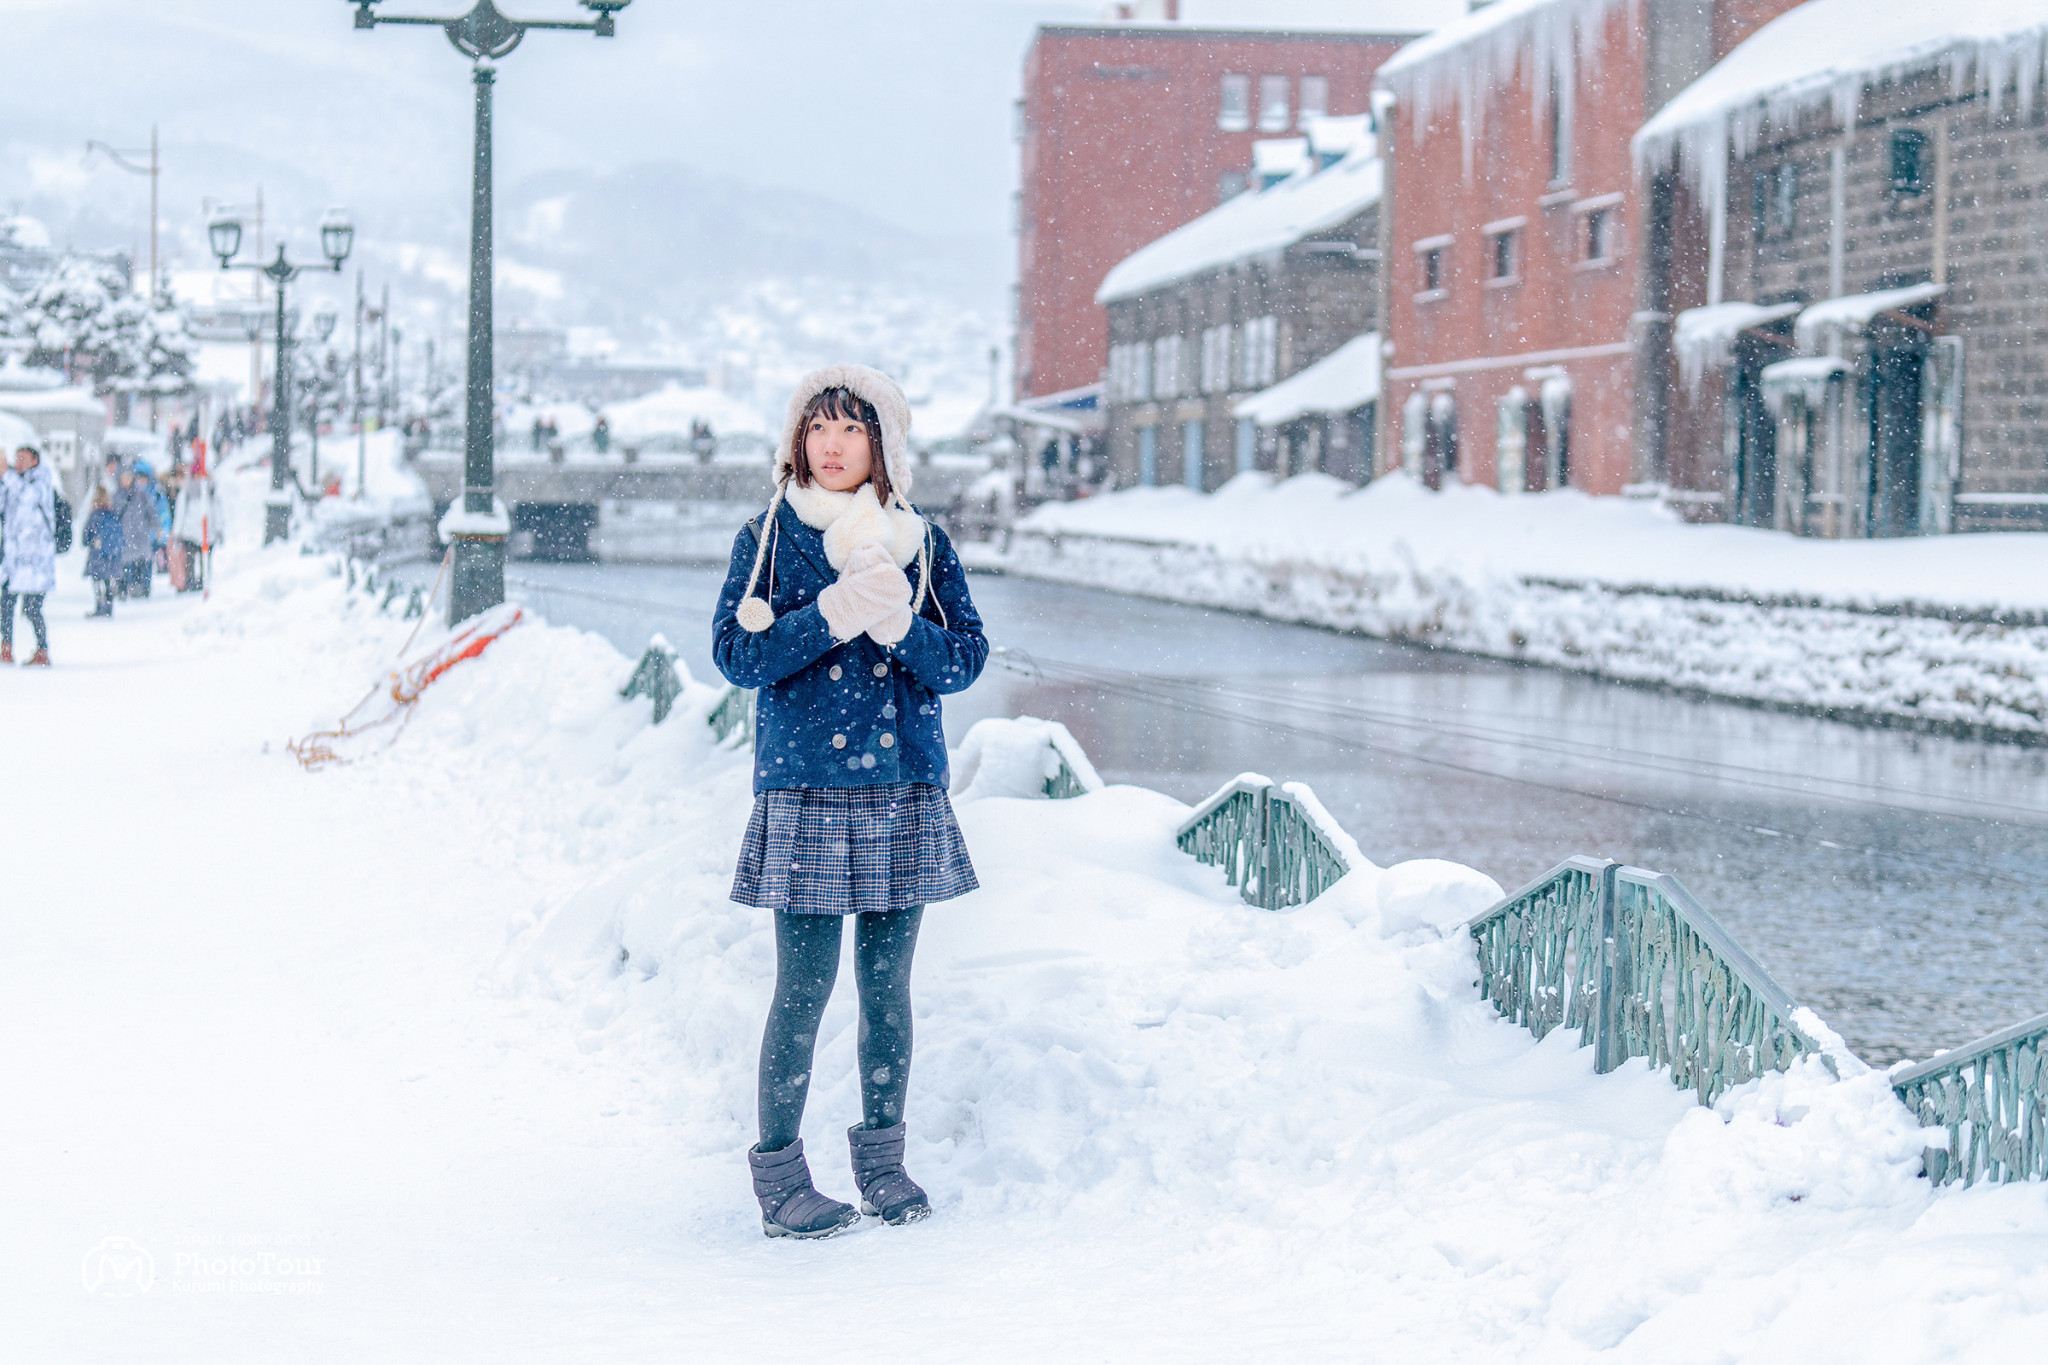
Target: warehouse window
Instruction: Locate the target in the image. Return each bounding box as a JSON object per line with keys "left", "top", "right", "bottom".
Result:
{"left": 1297, "top": 75, "right": 1328, "bottom": 126}
{"left": 1258, "top": 75, "right": 1290, "bottom": 132}
{"left": 1422, "top": 246, "right": 1443, "bottom": 293}
{"left": 1891, "top": 128, "right": 1927, "bottom": 196}
{"left": 1219, "top": 74, "right": 1251, "bottom": 132}
{"left": 1491, "top": 230, "right": 1516, "bottom": 280}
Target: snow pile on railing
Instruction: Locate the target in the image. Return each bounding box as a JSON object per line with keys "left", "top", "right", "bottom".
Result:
{"left": 970, "top": 474, "right": 2048, "bottom": 738}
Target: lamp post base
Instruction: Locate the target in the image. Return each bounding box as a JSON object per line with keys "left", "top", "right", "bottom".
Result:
{"left": 448, "top": 534, "right": 507, "bottom": 624}
{"left": 263, "top": 500, "right": 292, "bottom": 546}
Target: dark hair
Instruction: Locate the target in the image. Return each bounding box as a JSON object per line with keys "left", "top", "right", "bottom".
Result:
{"left": 789, "top": 386, "right": 890, "bottom": 503}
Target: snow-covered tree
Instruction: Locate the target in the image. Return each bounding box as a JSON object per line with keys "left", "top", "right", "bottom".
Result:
{"left": 13, "top": 254, "right": 193, "bottom": 396}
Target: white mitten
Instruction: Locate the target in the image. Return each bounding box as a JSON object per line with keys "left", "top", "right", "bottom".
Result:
{"left": 867, "top": 602, "right": 914, "bottom": 645}
{"left": 816, "top": 540, "right": 911, "bottom": 641}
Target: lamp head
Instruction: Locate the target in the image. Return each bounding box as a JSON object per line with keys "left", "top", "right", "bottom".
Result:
{"left": 352, "top": 1, "right": 381, "bottom": 31}
{"left": 315, "top": 312, "right": 339, "bottom": 343}
{"left": 320, "top": 208, "right": 355, "bottom": 269}
{"left": 208, "top": 209, "right": 243, "bottom": 267}
{"left": 580, "top": 0, "right": 630, "bottom": 36}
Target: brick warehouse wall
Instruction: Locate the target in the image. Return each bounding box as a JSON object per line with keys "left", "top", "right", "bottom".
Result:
{"left": 1102, "top": 202, "right": 1380, "bottom": 490}
{"left": 1379, "top": 1, "right": 1650, "bottom": 496}
{"left": 1661, "top": 65, "right": 2048, "bottom": 532}
{"left": 1016, "top": 24, "right": 1411, "bottom": 401}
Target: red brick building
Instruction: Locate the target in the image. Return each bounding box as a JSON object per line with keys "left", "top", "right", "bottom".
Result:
{"left": 1374, "top": 0, "right": 1802, "bottom": 495}
{"left": 1016, "top": 18, "right": 1419, "bottom": 401}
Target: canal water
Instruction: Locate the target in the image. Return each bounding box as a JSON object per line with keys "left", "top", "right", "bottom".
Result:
{"left": 486, "top": 560, "right": 2048, "bottom": 1067}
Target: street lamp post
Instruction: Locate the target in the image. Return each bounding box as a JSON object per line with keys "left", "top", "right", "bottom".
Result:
{"left": 209, "top": 207, "right": 355, "bottom": 544}
{"left": 350, "top": 0, "right": 633, "bottom": 623}
{"left": 308, "top": 310, "right": 339, "bottom": 494}
{"left": 85, "top": 126, "right": 160, "bottom": 305}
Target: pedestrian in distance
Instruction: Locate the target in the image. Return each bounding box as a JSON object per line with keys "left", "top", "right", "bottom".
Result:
{"left": 0, "top": 443, "right": 58, "bottom": 666}
{"left": 592, "top": 414, "right": 611, "bottom": 455}
{"left": 113, "top": 463, "right": 156, "bottom": 600}
{"left": 82, "top": 484, "right": 123, "bottom": 618}
{"left": 713, "top": 364, "right": 988, "bottom": 1241}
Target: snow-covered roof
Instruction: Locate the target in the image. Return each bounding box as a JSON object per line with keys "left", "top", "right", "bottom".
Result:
{"left": 1254, "top": 138, "right": 1311, "bottom": 186}
{"left": 0, "top": 410, "right": 35, "bottom": 453}
{"left": 1636, "top": 2, "right": 2048, "bottom": 213}
{"left": 0, "top": 386, "right": 104, "bottom": 418}
{"left": 601, "top": 383, "right": 767, "bottom": 443}
{"left": 1235, "top": 332, "right": 1381, "bottom": 426}
{"left": 1304, "top": 114, "right": 1374, "bottom": 166}
{"left": 0, "top": 355, "right": 63, "bottom": 393}
{"left": 1672, "top": 299, "right": 1800, "bottom": 391}
{"left": 1374, "top": 0, "right": 1627, "bottom": 173}
{"left": 1098, "top": 148, "right": 1383, "bottom": 304}
{"left": 1795, "top": 282, "right": 1946, "bottom": 345}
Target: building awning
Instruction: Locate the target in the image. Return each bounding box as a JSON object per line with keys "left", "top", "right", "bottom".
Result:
{"left": 1672, "top": 300, "right": 1801, "bottom": 389}
{"left": 1233, "top": 332, "right": 1380, "bottom": 428}
{"left": 1795, "top": 283, "right": 1946, "bottom": 345}
{"left": 1759, "top": 355, "right": 1847, "bottom": 415}
{"left": 987, "top": 404, "right": 1092, "bottom": 436}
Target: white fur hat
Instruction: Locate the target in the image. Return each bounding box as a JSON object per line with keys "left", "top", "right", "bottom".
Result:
{"left": 776, "top": 363, "right": 915, "bottom": 500}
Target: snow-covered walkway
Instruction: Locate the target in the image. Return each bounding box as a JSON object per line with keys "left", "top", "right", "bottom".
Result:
{"left": 7, "top": 544, "right": 2048, "bottom": 1361}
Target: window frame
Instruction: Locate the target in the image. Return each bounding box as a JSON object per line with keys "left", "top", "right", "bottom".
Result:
{"left": 1891, "top": 127, "right": 1928, "bottom": 197}
{"left": 1257, "top": 75, "right": 1290, "bottom": 133}
{"left": 1297, "top": 74, "right": 1329, "bottom": 127}
{"left": 1218, "top": 73, "right": 1251, "bottom": 133}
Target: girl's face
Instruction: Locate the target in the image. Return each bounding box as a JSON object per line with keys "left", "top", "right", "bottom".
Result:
{"left": 805, "top": 411, "right": 874, "bottom": 493}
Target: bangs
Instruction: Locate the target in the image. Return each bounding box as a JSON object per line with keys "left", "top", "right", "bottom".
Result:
{"left": 811, "top": 387, "right": 879, "bottom": 427}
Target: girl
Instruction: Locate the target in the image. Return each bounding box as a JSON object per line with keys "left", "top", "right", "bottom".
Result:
{"left": 713, "top": 364, "right": 987, "bottom": 1240}
{"left": 83, "top": 484, "right": 125, "bottom": 618}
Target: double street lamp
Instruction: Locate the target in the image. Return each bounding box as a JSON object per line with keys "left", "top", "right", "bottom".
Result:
{"left": 350, "top": 0, "right": 633, "bottom": 623}
{"left": 209, "top": 207, "right": 355, "bottom": 544}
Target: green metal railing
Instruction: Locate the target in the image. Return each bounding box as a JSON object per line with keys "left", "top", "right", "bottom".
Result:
{"left": 1470, "top": 859, "right": 1826, "bottom": 1106}
{"left": 620, "top": 637, "right": 684, "bottom": 725}
{"left": 1892, "top": 1012, "right": 2048, "bottom": 1188}
{"left": 1175, "top": 775, "right": 1353, "bottom": 911}
{"left": 707, "top": 684, "right": 755, "bottom": 747}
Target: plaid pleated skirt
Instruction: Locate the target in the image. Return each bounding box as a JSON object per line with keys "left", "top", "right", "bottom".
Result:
{"left": 731, "top": 782, "right": 978, "bottom": 915}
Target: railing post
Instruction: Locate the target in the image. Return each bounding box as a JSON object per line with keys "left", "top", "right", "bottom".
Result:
{"left": 1594, "top": 862, "right": 1618, "bottom": 1074}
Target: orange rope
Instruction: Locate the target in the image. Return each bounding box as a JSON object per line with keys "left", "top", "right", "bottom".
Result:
{"left": 289, "top": 605, "right": 525, "bottom": 770}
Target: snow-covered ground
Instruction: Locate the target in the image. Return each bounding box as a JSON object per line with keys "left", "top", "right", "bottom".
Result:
{"left": 969, "top": 474, "right": 2048, "bottom": 738}
{"left": 7, "top": 502, "right": 2048, "bottom": 1360}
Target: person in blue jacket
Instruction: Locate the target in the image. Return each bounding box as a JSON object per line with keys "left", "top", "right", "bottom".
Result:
{"left": 81, "top": 483, "right": 125, "bottom": 618}
{"left": 713, "top": 363, "right": 987, "bottom": 1240}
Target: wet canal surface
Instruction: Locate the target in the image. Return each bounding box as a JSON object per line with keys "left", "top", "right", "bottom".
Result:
{"left": 490, "top": 560, "right": 2048, "bottom": 1067}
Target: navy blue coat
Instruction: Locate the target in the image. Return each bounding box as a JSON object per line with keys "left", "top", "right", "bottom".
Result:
{"left": 83, "top": 507, "right": 125, "bottom": 580}
{"left": 713, "top": 500, "right": 987, "bottom": 794}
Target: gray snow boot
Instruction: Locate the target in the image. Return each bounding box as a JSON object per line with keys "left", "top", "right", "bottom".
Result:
{"left": 748, "top": 1140, "right": 860, "bottom": 1240}
{"left": 848, "top": 1121, "right": 931, "bottom": 1225}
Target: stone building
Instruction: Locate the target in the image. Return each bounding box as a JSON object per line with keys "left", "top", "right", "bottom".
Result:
{"left": 1096, "top": 118, "right": 1382, "bottom": 490}
{"left": 1372, "top": 0, "right": 1803, "bottom": 495}
{"left": 1015, "top": 12, "right": 1417, "bottom": 402}
{"left": 1635, "top": 2, "right": 2048, "bottom": 535}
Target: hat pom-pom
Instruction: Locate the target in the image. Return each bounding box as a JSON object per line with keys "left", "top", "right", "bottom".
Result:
{"left": 737, "top": 596, "right": 775, "bottom": 632}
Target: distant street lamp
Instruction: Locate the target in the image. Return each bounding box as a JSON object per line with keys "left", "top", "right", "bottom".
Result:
{"left": 210, "top": 205, "right": 354, "bottom": 544}
{"left": 86, "top": 127, "right": 160, "bottom": 304}
{"left": 350, "top": 0, "right": 633, "bottom": 623}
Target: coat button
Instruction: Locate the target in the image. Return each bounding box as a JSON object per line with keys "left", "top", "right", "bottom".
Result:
{"left": 829, "top": 665, "right": 842, "bottom": 681}
{"left": 832, "top": 734, "right": 847, "bottom": 749}
{"left": 879, "top": 733, "right": 894, "bottom": 748}
{"left": 872, "top": 662, "right": 888, "bottom": 677}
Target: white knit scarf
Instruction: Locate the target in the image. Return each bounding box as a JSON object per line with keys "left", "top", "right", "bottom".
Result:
{"left": 735, "top": 479, "right": 932, "bottom": 632}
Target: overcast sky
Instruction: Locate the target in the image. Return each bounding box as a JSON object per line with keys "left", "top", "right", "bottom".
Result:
{"left": 1, "top": 0, "right": 1460, "bottom": 261}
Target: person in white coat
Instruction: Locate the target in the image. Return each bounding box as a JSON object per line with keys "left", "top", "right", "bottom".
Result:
{"left": 170, "top": 463, "right": 223, "bottom": 594}
{"left": 0, "top": 443, "right": 57, "bottom": 665}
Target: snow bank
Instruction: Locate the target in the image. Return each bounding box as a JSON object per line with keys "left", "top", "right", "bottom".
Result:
{"left": 30, "top": 537, "right": 2048, "bottom": 1358}
{"left": 973, "top": 474, "right": 2048, "bottom": 737}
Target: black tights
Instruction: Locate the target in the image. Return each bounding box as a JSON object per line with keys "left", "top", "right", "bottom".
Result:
{"left": 0, "top": 591, "right": 46, "bottom": 651}
{"left": 758, "top": 906, "right": 923, "bottom": 1152}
